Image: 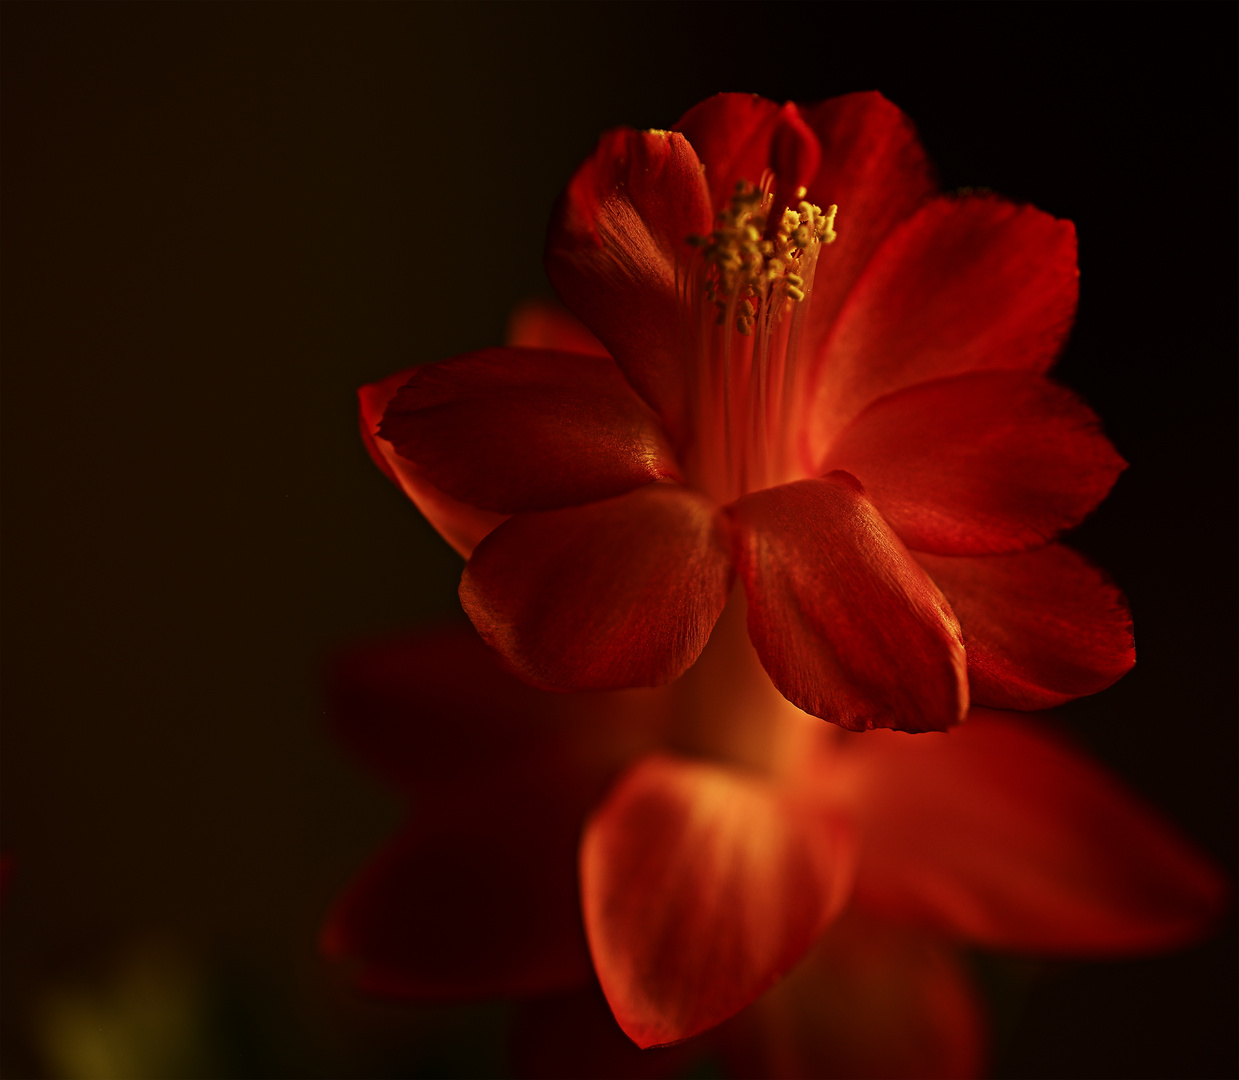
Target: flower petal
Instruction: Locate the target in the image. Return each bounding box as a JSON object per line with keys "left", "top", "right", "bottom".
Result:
{"left": 506, "top": 298, "right": 610, "bottom": 356}
{"left": 460, "top": 485, "right": 733, "bottom": 691}
{"left": 798, "top": 92, "right": 937, "bottom": 347}
{"left": 839, "top": 712, "right": 1228, "bottom": 952}
{"left": 545, "top": 127, "right": 712, "bottom": 441}
{"left": 673, "top": 94, "right": 820, "bottom": 220}
{"left": 915, "top": 546, "right": 1135, "bottom": 708}
{"left": 719, "top": 911, "right": 985, "bottom": 1080}
{"left": 726, "top": 475, "right": 968, "bottom": 732}
{"left": 580, "top": 754, "right": 854, "bottom": 1048}
{"left": 379, "top": 347, "right": 680, "bottom": 514}
{"left": 823, "top": 372, "right": 1126, "bottom": 555}
{"left": 321, "top": 767, "right": 595, "bottom": 999}
{"left": 811, "top": 194, "right": 1078, "bottom": 449}
{"left": 358, "top": 370, "right": 506, "bottom": 557}
{"left": 324, "top": 626, "right": 671, "bottom": 792}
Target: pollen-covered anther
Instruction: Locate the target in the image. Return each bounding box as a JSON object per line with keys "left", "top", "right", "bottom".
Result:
{"left": 689, "top": 181, "right": 838, "bottom": 332}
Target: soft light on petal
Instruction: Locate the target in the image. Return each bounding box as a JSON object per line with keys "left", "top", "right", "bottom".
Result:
{"left": 838, "top": 712, "right": 1228, "bottom": 952}
{"left": 358, "top": 371, "right": 506, "bottom": 557}
{"left": 811, "top": 194, "right": 1078, "bottom": 450}
{"left": 673, "top": 94, "right": 821, "bottom": 224}
{"left": 460, "top": 485, "right": 733, "bottom": 691}
{"left": 823, "top": 372, "right": 1126, "bottom": 554}
{"left": 726, "top": 474, "right": 968, "bottom": 732}
{"left": 719, "top": 911, "right": 985, "bottom": 1080}
{"left": 916, "top": 546, "right": 1135, "bottom": 708}
{"left": 545, "top": 127, "right": 712, "bottom": 440}
{"left": 580, "top": 754, "right": 854, "bottom": 1048}
{"left": 379, "top": 347, "right": 680, "bottom": 513}
{"left": 798, "top": 91, "right": 937, "bottom": 357}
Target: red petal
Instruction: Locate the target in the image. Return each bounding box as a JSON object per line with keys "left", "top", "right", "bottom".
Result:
{"left": 798, "top": 92, "right": 937, "bottom": 349}
{"left": 719, "top": 911, "right": 985, "bottom": 1080}
{"left": 839, "top": 712, "right": 1228, "bottom": 952}
{"left": 823, "top": 372, "right": 1126, "bottom": 555}
{"left": 726, "top": 475, "right": 968, "bottom": 732}
{"left": 545, "top": 128, "right": 712, "bottom": 441}
{"left": 358, "top": 370, "right": 505, "bottom": 557}
{"left": 506, "top": 298, "right": 610, "bottom": 356}
{"left": 673, "top": 94, "right": 820, "bottom": 218}
{"left": 324, "top": 626, "right": 671, "bottom": 792}
{"left": 460, "top": 485, "right": 732, "bottom": 691}
{"left": 379, "top": 348, "right": 680, "bottom": 514}
{"left": 916, "top": 546, "right": 1135, "bottom": 708}
{"left": 580, "top": 754, "right": 854, "bottom": 1048}
{"left": 321, "top": 765, "right": 595, "bottom": 999}
{"left": 811, "top": 194, "right": 1079, "bottom": 450}
{"left": 672, "top": 93, "right": 782, "bottom": 213}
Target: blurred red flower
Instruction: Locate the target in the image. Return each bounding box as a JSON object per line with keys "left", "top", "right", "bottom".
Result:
{"left": 321, "top": 618, "right": 1224, "bottom": 1075}
{"left": 360, "top": 92, "right": 1133, "bottom": 733}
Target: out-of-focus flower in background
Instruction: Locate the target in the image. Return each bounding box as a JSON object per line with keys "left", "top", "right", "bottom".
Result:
{"left": 361, "top": 92, "right": 1132, "bottom": 736}
{"left": 320, "top": 618, "right": 1224, "bottom": 1077}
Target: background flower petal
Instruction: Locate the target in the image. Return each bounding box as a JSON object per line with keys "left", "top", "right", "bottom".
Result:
{"left": 727, "top": 474, "right": 968, "bottom": 732}
{"left": 460, "top": 484, "right": 733, "bottom": 691}
{"left": 838, "top": 712, "right": 1228, "bottom": 952}
{"left": 359, "top": 370, "right": 507, "bottom": 557}
{"left": 320, "top": 765, "right": 596, "bottom": 1000}
{"left": 379, "top": 347, "right": 680, "bottom": 514}
{"left": 545, "top": 127, "right": 712, "bottom": 442}
{"left": 809, "top": 194, "right": 1078, "bottom": 451}
{"left": 823, "top": 372, "right": 1126, "bottom": 554}
{"left": 916, "top": 546, "right": 1135, "bottom": 708}
{"left": 580, "top": 754, "right": 854, "bottom": 1048}
{"left": 718, "top": 911, "right": 985, "bottom": 1080}
{"left": 324, "top": 625, "right": 671, "bottom": 792}
{"left": 506, "top": 298, "right": 611, "bottom": 356}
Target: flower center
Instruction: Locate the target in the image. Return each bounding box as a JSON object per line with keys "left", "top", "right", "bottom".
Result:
{"left": 681, "top": 179, "right": 837, "bottom": 503}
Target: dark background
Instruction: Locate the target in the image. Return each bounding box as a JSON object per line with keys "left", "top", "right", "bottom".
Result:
{"left": 2, "top": 4, "right": 1235, "bottom": 1078}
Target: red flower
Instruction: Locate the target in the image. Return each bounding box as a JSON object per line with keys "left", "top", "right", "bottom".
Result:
{"left": 360, "top": 92, "right": 1132, "bottom": 733}
{"left": 321, "top": 618, "right": 1224, "bottom": 1074}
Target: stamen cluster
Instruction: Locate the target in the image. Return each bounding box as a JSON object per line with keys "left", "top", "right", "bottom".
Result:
{"left": 690, "top": 181, "right": 837, "bottom": 335}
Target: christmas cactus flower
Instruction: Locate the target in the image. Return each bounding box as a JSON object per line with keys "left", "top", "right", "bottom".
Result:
{"left": 360, "top": 92, "right": 1132, "bottom": 733}
{"left": 320, "top": 617, "right": 1224, "bottom": 1071}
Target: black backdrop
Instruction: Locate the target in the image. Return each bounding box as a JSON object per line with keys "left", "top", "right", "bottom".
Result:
{"left": 2, "top": 4, "right": 1235, "bottom": 1078}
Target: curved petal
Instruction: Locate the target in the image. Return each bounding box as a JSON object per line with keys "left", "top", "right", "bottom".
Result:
{"left": 545, "top": 127, "right": 712, "bottom": 441}
{"left": 358, "top": 370, "right": 506, "bottom": 558}
{"left": 719, "top": 911, "right": 985, "bottom": 1080}
{"left": 726, "top": 475, "right": 968, "bottom": 732}
{"left": 673, "top": 94, "right": 821, "bottom": 220}
{"left": 321, "top": 764, "right": 596, "bottom": 1000}
{"left": 810, "top": 194, "right": 1079, "bottom": 452}
{"left": 915, "top": 546, "right": 1135, "bottom": 708}
{"left": 324, "top": 626, "right": 672, "bottom": 793}
{"left": 823, "top": 372, "right": 1126, "bottom": 555}
{"left": 379, "top": 347, "right": 680, "bottom": 514}
{"left": 837, "top": 712, "right": 1228, "bottom": 953}
{"left": 506, "top": 298, "right": 610, "bottom": 356}
{"left": 798, "top": 92, "right": 937, "bottom": 354}
{"left": 460, "top": 485, "right": 733, "bottom": 692}
{"left": 580, "top": 754, "right": 854, "bottom": 1048}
